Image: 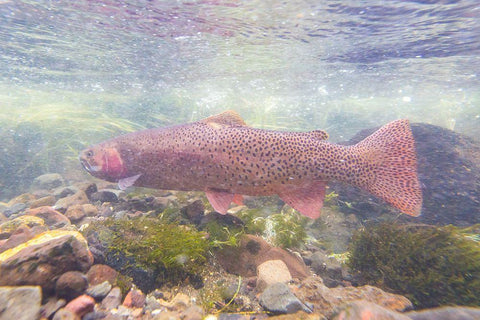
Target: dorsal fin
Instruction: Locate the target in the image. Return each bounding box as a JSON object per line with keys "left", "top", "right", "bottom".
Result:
{"left": 200, "top": 110, "right": 247, "bottom": 127}
{"left": 307, "top": 130, "right": 329, "bottom": 140}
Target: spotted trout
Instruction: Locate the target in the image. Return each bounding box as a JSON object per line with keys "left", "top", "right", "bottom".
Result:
{"left": 79, "top": 110, "right": 422, "bottom": 218}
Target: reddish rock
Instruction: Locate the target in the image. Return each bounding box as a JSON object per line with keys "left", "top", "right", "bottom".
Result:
{"left": 292, "top": 277, "right": 412, "bottom": 318}
{"left": 82, "top": 204, "right": 99, "bottom": 217}
{"left": 216, "top": 234, "right": 310, "bottom": 279}
{"left": 332, "top": 300, "right": 411, "bottom": 320}
{"left": 87, "top": 264, "right": 118, "bottom": 285}
{"left": 56, "top": 271, "right": 88, "bottom": 301}
{"left": 0, "top": 230, "right": 93, "bottom": 291}
{"left": 26, "top": 206, "right": 71, "bottom": 228}
{"left": 64, "top": 294, "right": 95, "bottom": 318}
{"left": 123, "top": 288, "right": 146, "bottom": 308}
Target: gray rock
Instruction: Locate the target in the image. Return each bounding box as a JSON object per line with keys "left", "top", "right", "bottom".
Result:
{"left": 32, "top": 173, "right": 65, "bottom": 190}
{"left": 3, "top": 202, "right": 28, "bottom": 217}
{"left": 406, "top": 306, "right": 480, "bottom": 320}
{"left": 259, "top": 282, "right": 311, "bottom": 314}
{"left": 310, "top": 251, "right": 345, "bottom": 287}
{"left": 86, "top": 281, "right": 112, "bottom": 300}
{"left": 40, "top": 297, "right": 66, "bottom": 319}
{"left": 53, "top": 186, "right": 79, "bottom": 199}
{"left": 101, "top": 287, "right": 122, "bottom": 310}
{"left": 0, "top": 286, "right": 42, "bottom": 320}
{"left": 90, "top": 190, "right": 119, "bottom": 203}
{"left": 52, "top": 308, "right": 79, "bottom": 320}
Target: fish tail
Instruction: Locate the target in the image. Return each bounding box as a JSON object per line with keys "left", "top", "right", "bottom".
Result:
{"left": 352, "top": 119, "right": 422, "bottom": 216}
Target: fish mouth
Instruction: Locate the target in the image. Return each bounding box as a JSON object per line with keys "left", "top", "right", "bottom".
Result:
{"left": 79, "top": 157, "right": 101, "bottom": 174}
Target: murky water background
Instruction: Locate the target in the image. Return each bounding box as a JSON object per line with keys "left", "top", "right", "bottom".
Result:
{"left": 1, "top": 0, "right": 479, "bottom": 198}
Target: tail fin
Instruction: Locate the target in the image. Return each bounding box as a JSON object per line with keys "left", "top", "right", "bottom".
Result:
{"left": 353, "top": 119, "right": 423, "bottom": 216}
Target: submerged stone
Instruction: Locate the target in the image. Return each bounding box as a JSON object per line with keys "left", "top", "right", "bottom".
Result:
{"left": 0, "top": 286, "right": 42, "bottom": 320}
{"left": 259, "top": 282, "right": 311, "bottom": 314}
{"left": 32, "top": 173, "right": 65, "bottom": 191}
{"left": 0, "top": 230, "right": 93, "bottom": 291}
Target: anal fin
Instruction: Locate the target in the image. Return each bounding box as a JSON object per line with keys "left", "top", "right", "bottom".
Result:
{"left": 205, "top": 188, "right": 234, "bottom": 214}
{"left": 276, "top": 181, "right": 327, "bottom": 219}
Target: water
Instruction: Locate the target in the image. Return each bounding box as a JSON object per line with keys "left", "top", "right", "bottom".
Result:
{"left": 0, "top": 0, "right": 479, "bottom": 195}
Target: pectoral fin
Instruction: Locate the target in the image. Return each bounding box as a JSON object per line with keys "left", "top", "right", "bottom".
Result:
{"left": 276, "top": 181, "right": 327, "bottom": 219}
{"left": 205, "top": 188, "right": 235, "bottom": 214}
{"left": 118, "top": 174, "right": 142, "bottom": 190}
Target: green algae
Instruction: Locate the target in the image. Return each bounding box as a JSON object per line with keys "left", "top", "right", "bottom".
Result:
{"left": 83, "top": 217, "right": 209, "bottom": 286}
{"left": 347, "top": 223, "right": 480, "bottom": 308}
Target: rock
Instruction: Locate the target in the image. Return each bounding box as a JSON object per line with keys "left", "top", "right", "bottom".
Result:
{"left": 257, "top": 260, "right": 292, "bottom": 292}
{"left": 182, "top": 305, "right": 205, "bottom": 320}
{"left": 40, "top": 297, "right": 67, "bottom": 319}
{"left": 333, "top": 123, "right": 480, "bottom": 225}
{"left": 86, "top": 264, "right": 118, "bottom": 285}
{"left": 332, "top": 300, "right": 411, "bottom": 320}
{"left": 181, "top": 199, "right": 205, "bottom": 221}
{"left": 52, "top": 308, "right": 80, "bottom": 320}
{"left": 101, "top": 286, "right": 122, "bottom": 310}
{"left": 293, "top": 276, "right": 412, "bottom": 318}
{"left": 0, "top": 215, "right": 45, "bottom": 239}
{"left": 310, "top": 251, "right": 346, "bottom": 287}
{"left": 89, "top": 190, "right": 119, "bottom": 203}
{"left": 86, "top": 280, "right": 112, "bottom": 300}
{"left": 32, "top": 173, "right": 65, "bottom": 190}
{"left": 259, "top": 282, "right": 311, "bottom": 314}
{"left": 30, "top": 195, "right": 57, "bottom": 208}
{"left": 0, "top": 286, "right": 42, "bottom": 320}
{"left": 3, "top": 202, "right": 28, "bottom": 217}
{"left": 82, "top": 204, "right": 99, "bottom": 217}
{"left": 64, "top": 294, "right": 95, "bottom": 318}
{"left": 216, "top": 234, "right": 310, "bottom": 279}
{"left": 54, "top": 191, "right": 89, "bottom": 212}
{"left": 0, "top": 230, "right": 93, "bottom": 291}
{"left": 26, "top": 206, "right": 71, "bottom": 228}
{"left": 0, "top": 224, "right": 47, "bottom": 254}
{"left": 405, "top": 306, "right": 480, "bottom": 320}
{"left": 53, "top": 186, "right": 78, "bottom": 199}
{"left": 159, "top": 293, "right": 191, "bottom": 311}
{"left": 123, "top": 288, "right": 146, "bottom": 308}
{"left": 56, "top": 271, "right": 89, "bottom": 301}
{"left": 7, "top": 193, "right": 36, "bottom": 207}
{"left": 65, "top": 204, "right": 87, "bottom": 223}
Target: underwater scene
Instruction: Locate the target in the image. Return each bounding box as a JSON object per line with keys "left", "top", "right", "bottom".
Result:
{"left": 1, "top": 0, "right": 479, "bottom": 319}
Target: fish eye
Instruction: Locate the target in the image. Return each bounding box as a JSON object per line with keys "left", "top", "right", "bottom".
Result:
{"left": 85, "top": 150, "right": 94, "bottom": 157}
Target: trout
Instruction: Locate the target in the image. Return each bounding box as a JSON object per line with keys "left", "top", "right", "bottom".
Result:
{"left": 79, "top": 110, "right": 422, "bottom": 218}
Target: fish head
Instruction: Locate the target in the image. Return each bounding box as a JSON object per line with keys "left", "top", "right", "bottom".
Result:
{"left": 79, "top": 144, "right": 127, "bottom": 182}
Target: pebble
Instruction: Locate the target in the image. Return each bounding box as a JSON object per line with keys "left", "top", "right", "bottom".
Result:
{"left": 56, "top": 271, "right": 89, "bottom": 301}
{"left": 86, "top": 264, "right": 118, "bottom": 285}
{"left": 64, "top": 294, "right": 95, "bottom": 318}
{"left": 40, "top": 297, "right": 67, "bottom": 319}
{"left": 86, "top": 280, "right": 112, "bottom": 300}
{"left": 54, "top": 190, "right": 89, "bottom": 212}
{"left": 65, "top": 204, "right": 87, "bottom": 223}
{"left": 257, "top": 259, "right": 292, "bottom": 292}
{"left": 123, "top": 288, "right": 146, "bottom": 308}
{"left": 101, "top": 286, "right": 122, "bottom": 310}
{"left": 53, "top": 308, "right": 81, "bottom": 320}
{"left": 259, "top": 282, "right": 311, "bottom": 314}
{"left": 0, "top": 285, "right": 42, "bottom": 320}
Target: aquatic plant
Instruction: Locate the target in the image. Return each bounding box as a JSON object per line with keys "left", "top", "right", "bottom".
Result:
{"left": 269, "top": 207, "right": 309, "bottom": 249}
{"left": 347, "top": 223, "right": 480, "bottom": 308}
{"left": 83, "top": 217, "right": 209, "bottom": 287}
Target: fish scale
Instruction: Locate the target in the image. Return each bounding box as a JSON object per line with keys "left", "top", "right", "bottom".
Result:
{"left": 80, "top": 110, "right": 422, "bottom": 219}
